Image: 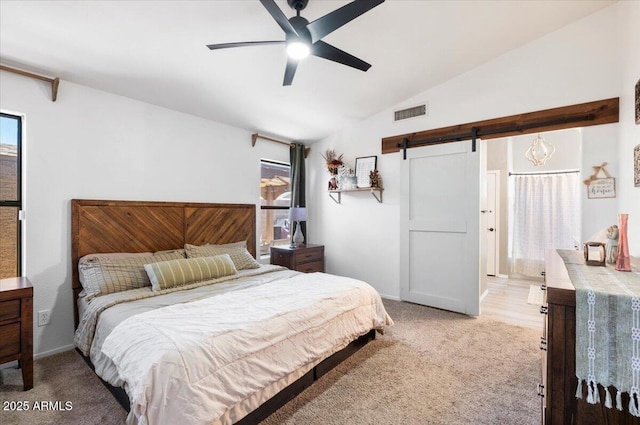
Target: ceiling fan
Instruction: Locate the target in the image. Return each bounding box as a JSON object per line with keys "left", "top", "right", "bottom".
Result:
{"left": 206, "top": 0, "right": 385, "bottom": 86}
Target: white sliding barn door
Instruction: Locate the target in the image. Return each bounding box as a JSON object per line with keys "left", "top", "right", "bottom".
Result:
{"left": 400, "top": 141, "right": 481, "bottom": 316}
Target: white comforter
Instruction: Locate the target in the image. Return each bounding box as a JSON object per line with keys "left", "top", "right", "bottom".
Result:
{"left": 100, "top": 271, "right": 392, "bottom": 425}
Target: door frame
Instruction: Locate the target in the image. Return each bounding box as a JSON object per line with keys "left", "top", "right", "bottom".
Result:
{"left": 486, "top": 169, "right": 501, "bottom": 277}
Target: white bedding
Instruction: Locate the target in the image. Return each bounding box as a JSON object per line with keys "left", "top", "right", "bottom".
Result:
{"left": 83, "top": 267, "right": 392, "bottom": 425}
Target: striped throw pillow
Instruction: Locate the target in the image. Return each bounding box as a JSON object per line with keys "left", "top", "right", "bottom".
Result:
{"left": 144, "top": 254, "right": 237, "bottom": 291}
{"left": 79, "top": 250, "right": 185, "bottom": 300}
{"left": 184, "top": 241, "right": 260, "bottom": 270}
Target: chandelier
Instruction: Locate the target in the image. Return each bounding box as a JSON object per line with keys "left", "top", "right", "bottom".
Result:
{"left": 525, "top": 134, "right": 555, "bottom": 166}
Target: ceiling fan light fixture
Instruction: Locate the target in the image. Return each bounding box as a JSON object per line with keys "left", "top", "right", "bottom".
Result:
{"left": 286, "top": 39, "right": 310, "bottom": 60}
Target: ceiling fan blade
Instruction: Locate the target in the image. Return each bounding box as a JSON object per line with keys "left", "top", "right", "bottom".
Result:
{"left": 283, "top": 59, "right": 299, "bottom": 86}
{"left": 260, "top": 0, "right": 298, "bottom": 36}
{"left": 307, "top": 0, "right": 385, "bottom": 43}
{"left": 207, "top": 40, "right": 284, "bottom": 50}
{"left": 311, "top": 41, "right": 371, "bottom": 72}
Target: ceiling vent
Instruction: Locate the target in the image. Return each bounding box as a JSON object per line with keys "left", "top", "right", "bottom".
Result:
{"left": 393, "top": 104, "right": 427, "bottom": 122}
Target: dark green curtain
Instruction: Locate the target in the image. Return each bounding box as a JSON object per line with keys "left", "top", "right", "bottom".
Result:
{"left": 290, "top": 143, "right": 306, "bottom": 242}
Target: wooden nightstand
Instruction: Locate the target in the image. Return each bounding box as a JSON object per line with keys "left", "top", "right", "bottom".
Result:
{"left": 270, "top": 244, "right": 325, "bottom": 273}
{"left": 0, "top": 277, "right": 33, "bottom": 390}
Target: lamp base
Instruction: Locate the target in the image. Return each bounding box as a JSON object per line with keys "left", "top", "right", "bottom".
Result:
{"left": 291, "top": 221, "right": 304, "bottom": 248}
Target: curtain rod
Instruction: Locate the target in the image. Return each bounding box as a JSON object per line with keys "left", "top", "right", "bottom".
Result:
{"left": 509, "top": 170, "right": 580, "bottom": 176}
{"left": 0, "top": 64, "right": 60, "bottom": 102}
{"left": 251, "top": 133, "right": 310, "bottom": 158}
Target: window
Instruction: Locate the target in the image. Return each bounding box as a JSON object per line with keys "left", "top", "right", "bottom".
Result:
{"left": 260, "top": 160, "right": 291, "bottom": 257}
{"left": 0, "top": 113, "right": 22, "bottom": 278}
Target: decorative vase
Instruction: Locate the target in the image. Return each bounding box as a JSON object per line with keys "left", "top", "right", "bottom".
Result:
{"left": 616, "top": 213, "right": 631, "bottom": 272}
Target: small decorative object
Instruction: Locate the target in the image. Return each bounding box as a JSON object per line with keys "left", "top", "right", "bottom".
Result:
{"left": 605, "top": 225, "right": 619, "bottom": 264}
{"left": 328, "top": 176, "right": 338, "bottom": 190}
{"left": 355, "top": 156, "right": 377, "bottom": 188}
{"left": 583, "top": 242, "right": 606, "bottom": 267}
{"left": 369, "top": 169, "right": 380, "bottom": 188}
{"left": 289, "top": 206, "right": 307, "bottom": 248}
{"left": 341, "top": 169, "right": 357, "bottom": 190}
{"left": 321, "top": 149, "right": 344, "bottom": 175}
{"left": 584, "top": 162, "right": 616, "bottom": 199}
{"left": 525, "top": 133, "right": 555, "bottom": 166}
{"left": 634, "top": 144, "right": 640, "bottom": 187}
{"left": 616, "top": 213, "right": 631, "bottom": 272}
{"left": 321, "top": 149, "right": 343, "bottom": 190}
{"left": 635, "top": 78, "right": 639, "bottom": 125}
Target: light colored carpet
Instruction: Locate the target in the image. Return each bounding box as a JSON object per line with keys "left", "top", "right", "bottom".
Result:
{"left": 527, "top": 285, "right": 544, "bottom": 305}
{"left": 0, "top": 300, "right": 541, "bottom": 424}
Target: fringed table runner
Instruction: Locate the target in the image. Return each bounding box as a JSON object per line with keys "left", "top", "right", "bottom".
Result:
{"left": 556, "top": 249, "right": 640, "bottom": 417}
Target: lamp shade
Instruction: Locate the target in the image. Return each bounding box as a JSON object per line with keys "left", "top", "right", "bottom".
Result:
{"left": 289, "top": 207, "right": 307, "bottom": 222}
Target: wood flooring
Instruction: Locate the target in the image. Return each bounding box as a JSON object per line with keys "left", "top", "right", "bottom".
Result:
{"left": 481, "top": 275, "right": 544, "bottom": 329}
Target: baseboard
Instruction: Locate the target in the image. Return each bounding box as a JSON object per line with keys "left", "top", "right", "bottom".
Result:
{"left": 34, "top": 344, "right": 75, "bottom": 360}
{"left": 379, "top": 293, "right": 401, "bottom": 301}
{"left": 497, "top": 274, "right": 509, "bottom": 278}
{"left": 480, "top": 289, "right": 489, "bottom": 302}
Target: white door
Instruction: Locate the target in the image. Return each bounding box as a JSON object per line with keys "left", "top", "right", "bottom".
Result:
{"left": 400, "top": 140, "right": 482, "bottom": 316}
{"left": 486, "top": 170, "right": 500, "bottom": 276}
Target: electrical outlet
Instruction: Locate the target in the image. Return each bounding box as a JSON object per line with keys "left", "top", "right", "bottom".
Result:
{"left": 37, "top": 310, "right": 51, "bottom": 327}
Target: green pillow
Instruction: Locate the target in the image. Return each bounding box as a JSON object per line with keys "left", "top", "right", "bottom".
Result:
{"left": 184, "top": 241, "right": 260, "bottom": 270}
{"left": 144, "top": 254, "right": 237, "bottom": 291}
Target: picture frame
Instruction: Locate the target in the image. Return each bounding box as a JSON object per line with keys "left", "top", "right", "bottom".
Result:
{"left": 355, "top": 156, "right": 377, "bottom": 188}
{"left": 634, "top": 144, "right": 640, "bottom": 187}
{"left": 587, "top": 177, "right": 616, "bottom": 199}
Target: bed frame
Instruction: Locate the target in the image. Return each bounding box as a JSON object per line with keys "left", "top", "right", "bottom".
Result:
{"left": 71, "top": 199, "right": 375, "bottom": 424}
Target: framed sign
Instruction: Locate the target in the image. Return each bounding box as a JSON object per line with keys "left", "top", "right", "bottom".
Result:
{"left": 636, "top": 78, "right": 640, "bottom": 125}
{"left": 587, "top": 177, "right": 616, "bottom": 199}
{"left": 355, "top": 156, "right": 377, "bottom": 188}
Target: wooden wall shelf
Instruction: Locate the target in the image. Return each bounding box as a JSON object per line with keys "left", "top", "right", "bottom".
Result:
{"left": 328, "top": 187, "right": 383, "bottom": 204}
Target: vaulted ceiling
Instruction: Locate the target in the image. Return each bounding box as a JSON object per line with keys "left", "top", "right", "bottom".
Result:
{"left": 0, "top": 1, "right": 615, "bottom": 143}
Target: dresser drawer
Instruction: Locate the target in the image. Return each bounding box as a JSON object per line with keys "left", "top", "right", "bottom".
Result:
{"left": 0, "top": 322, "right": 21, "bottom": 357}
{"left": 297, "top": 261, "right": 324, "bottom": 273}
{"left": 0, "top": 300, "right": 20, "bottom": 322}
{"left": 294, "top": 249, "right": 323, "bottom": 264}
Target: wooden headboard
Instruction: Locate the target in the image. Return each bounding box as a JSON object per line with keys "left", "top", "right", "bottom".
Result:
{"left": 71, "top": 199, "right": 256, "bottom": 327}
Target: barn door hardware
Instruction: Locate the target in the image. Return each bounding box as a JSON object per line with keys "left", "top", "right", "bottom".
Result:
{"left": 396, "top": 114, "right": 595, "bottom": 160}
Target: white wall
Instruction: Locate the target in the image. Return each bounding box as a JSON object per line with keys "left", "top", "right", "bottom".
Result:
{"left": 309, "top": 4, "right": 624, "bottom": 299}
{"left": 0, "top": 71, "right": 290, "bottom": 357}
{"left": 616, "top": 0, "right": 640, "bottom": 257}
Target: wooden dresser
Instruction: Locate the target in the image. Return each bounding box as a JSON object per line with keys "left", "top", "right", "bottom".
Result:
{"left": 270, "top": 244, "right": 325, "bottom": 273}
{"left": 541, "top": 250, "right": 640, "bottom": 424}
{"left": 0, "top": 277, "right": 33, "bottom": 390}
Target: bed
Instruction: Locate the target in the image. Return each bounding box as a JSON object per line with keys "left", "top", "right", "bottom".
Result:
{"left": 71, "top": 199, "right": 392, "bottom": 425}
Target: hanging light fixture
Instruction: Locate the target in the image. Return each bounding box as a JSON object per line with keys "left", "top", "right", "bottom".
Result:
{"left": 525, "top": 133, "right": 555, "bottom": 166}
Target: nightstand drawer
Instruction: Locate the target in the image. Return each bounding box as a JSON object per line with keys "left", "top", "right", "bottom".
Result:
{"left": 0, "top": 300, "right": 20, "bottom": 322}
{"left": 272, "top": 251, "right": 289, "bottom": 265}
{"left": 297, "top": 261, "right": 324, "bottom": 273}
{"left": 0, "top": 322, "right": 21, "bottom": 357}
{"left": 295, "top": 249, "right": 323, "bottom": 264}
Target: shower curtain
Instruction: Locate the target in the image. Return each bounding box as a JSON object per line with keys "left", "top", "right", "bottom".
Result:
{"left": 511, "top": 173, "right": 580, "bottom": 277}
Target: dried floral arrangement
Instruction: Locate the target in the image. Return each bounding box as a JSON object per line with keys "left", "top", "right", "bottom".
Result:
{"left": 321, "top": 149, "right": 344, "bottom": 175}
{"left": 369, "top": 169, "right": 381, "bottom": 188}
